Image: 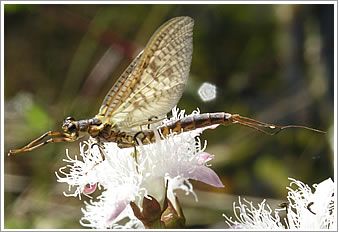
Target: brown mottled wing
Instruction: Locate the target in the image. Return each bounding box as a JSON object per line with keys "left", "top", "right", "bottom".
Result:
{"left": 96, "top": 16, "right": 194, "bottom": 131}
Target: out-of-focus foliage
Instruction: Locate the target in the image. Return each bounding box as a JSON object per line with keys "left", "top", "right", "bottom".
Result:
{"left": 4, "top": 4, "right": 333, "bottom": 229}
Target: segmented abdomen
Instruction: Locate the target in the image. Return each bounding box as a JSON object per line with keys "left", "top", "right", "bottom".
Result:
{"left": 133, "top": 112, "right": 232, "bottom": 146}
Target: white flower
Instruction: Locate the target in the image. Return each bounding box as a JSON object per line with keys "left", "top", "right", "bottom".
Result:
{"left": 285, "top": 177, "right": 335, "bottom": 229}
{"left": 224, "top": 198, "right": 285, "bottom": 229}
{"left": 56, "top": 107, "right": 223, "bottom": 229}
{"left": 223, "top": 178, "right": 335, "bottom": 230}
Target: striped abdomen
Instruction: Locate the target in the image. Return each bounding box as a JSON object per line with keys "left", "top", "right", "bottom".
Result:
{"left": 131, "top": 112, "right": 233, "bottom": 147}
{"left": 112, "top": 111, "right": 321, "bottom": 148}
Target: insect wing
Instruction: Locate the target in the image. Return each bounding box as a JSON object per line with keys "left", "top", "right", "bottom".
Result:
{"left": 97, "top": 17, "right": 194, "bottom": 131}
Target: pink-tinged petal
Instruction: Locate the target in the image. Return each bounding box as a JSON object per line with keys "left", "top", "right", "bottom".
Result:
{"left": 189, "top": 166, "right": 224, "bottom": 188}
{"left": 83, "top": 183, "right": 97, "bottom": 194}
{"left": 107, "top": 200, "right": 129, "bottom": 222}
{"left": 197, "top": 152, "right": 214, "bottom": 165}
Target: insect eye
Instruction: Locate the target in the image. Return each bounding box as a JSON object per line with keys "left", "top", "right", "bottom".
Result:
{"left": 67, "top": 124, "right": 77, "bottom": 132}
{"left": 66, "top": 116, "right": 75, "bottom": 121}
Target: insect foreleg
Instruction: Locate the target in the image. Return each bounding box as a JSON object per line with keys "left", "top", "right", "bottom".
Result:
{"left": 8, "top": 131, "right": 72, "bottom": 155}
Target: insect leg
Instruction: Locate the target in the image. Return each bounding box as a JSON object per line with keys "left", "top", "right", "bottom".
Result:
{"left": 8, "top": 131, "right": 71, "bottom": 155}
{"left": 133, "top": 130, "right": 155, "bottom": 146}
{"left": 91, "top": 143, "right": 106, "bottom": 161}
{"left": 21, "top": 131, "right": 64, "bottom": 148}
{"left": 133, "top": 131, "right": 145, "bottom": 146}
{"left": 133, "top": 144, "right": 139, "bottom": 174}
{"left": 147, "top": 116, "right": 159, "bottom": 129}
{"left": 84, "top": 143, "right": 106, "bottom": 173}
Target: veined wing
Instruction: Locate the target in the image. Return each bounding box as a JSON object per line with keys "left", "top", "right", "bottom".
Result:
{"left": 96, "top": 16, "right": 194, "bottom": 131}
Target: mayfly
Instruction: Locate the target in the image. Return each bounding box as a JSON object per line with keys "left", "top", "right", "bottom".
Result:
{"left": 8, "top": 16, "right": 324, "bottom": 155}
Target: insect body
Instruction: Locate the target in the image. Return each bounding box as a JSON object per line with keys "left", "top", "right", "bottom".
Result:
{"left": 8, "top": 16, "right": 323, "bottom": 155}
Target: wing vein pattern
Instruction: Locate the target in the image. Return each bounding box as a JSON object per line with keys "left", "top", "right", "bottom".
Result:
{"left": 97, "top": 16, "right": 194, "bottom": 132}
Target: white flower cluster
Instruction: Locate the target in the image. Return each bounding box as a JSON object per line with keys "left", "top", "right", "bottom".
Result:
{"left": 224, "top": 178, "right": 335, "bottom": 230}
{"left": 56, "top": 108, "right": 223, "bottom": 229}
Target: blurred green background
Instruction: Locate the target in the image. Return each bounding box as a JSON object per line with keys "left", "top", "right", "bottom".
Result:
{"left": 4, "top": 4, "right": 334, "bottom": 229}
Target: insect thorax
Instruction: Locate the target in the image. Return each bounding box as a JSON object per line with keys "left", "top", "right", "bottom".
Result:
{"left": 95, "top": 124, "right": 135, "bottom": 148}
